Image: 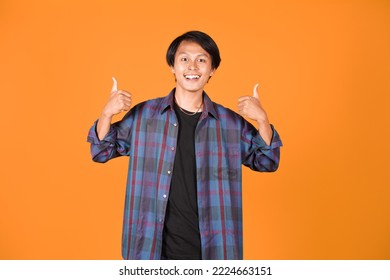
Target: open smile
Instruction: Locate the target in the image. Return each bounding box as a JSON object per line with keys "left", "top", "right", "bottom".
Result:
{"left": 184, "top": 74, "right": 201, "bottom": 80}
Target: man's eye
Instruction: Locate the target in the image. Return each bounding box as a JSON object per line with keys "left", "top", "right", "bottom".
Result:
{"left": 181, "top": 57, "right": 188, "bottom": 62}
{"left": 198, "top": 58, "right": 206, "bottom": 63}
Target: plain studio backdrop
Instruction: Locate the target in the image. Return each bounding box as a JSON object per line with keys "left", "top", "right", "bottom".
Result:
{"left": 0, "top": 0, "right": 389, "bottom": 259}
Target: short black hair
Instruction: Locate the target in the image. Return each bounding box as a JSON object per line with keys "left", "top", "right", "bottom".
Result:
{"left": 166, "top": 30, "right": 221, "bottom": 70}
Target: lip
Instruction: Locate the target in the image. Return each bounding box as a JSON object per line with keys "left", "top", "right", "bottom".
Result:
{"left": 184, "top": 74, "right": 201, "bottom": 80}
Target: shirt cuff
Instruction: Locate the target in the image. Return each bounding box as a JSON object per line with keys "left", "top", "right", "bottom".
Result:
{"left": 87, "top": 120, "right": 117, "bottom": 145}
{"left": 254, "top": 124, "right": 283, "bottom": 149}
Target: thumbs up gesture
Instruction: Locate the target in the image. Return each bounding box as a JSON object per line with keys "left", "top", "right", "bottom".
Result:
{"left": 238, "top": 83, "right": 269, "bottom": 124}
{"left": 238, "top": 83, "right": 273, "bottom": 144}
{"left": 101, "top": 77, "right": 132, "bottom": 118}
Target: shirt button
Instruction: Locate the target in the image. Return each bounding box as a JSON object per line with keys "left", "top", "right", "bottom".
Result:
{"left": 163, "top": 194, "right": 167, "bottom": 198}
{"left": 167, "top": 170, "right": 171, "bottom": 174}
{"left": 171, "top": 147, "right": 175, "bottom": 151}
{"left": 173, "top": 123, "right": 177, "bottom": 127}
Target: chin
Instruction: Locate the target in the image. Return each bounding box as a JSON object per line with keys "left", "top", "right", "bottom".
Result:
{"left": 186, "top": 87, "right": 204, "bottom": 93}
{"left": 177, "top": 83, "right": 205, "bottom": 93}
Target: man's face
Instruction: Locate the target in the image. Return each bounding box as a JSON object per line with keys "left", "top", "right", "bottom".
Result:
{"left": 171, "top": 40, "right": 215, "bottom": 94}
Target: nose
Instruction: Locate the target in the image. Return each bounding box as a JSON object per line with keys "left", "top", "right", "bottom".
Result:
{"left": 188, "top": 60, "right": 197, "bottom": 70}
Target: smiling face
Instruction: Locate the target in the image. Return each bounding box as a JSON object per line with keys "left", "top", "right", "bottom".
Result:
{"left": 171, "top": 40, "right": 216, "bottom": 95}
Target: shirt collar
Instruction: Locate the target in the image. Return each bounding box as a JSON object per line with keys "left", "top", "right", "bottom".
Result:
{"left": 160, "top": 88, "right": 219, "bottom": 120}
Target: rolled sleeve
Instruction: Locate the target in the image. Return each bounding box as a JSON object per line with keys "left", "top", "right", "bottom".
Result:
{"left": 87, "top": 120, "right": 117, "bottom": 146}
{"left": 87, "top": 116, "right": 132, "bottom": 163}
{"left": 252, "top": 124, "right": 283, "bottom": 150}
{"left": 242, "top": 123, "right": 283, "bottom": 172}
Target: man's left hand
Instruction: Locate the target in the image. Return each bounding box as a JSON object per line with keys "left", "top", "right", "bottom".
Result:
{"left": 238, "top": 84, "right": 273, "bottom": 145}
{"left": 238, "top": 84, "right": 269, "bottom": 123}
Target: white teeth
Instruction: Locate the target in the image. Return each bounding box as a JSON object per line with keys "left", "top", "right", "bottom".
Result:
{"left": 185, "top": 75, "right": 200, "bottom": 79}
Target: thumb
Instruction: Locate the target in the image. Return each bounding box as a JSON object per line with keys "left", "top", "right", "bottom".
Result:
{"left": 111, "top": 76, "right": 118, "bottom": 94}
{"left": 253, "top": 83, "right": 259, "bottom": 99}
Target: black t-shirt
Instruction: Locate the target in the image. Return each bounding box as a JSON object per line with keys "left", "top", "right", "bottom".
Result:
{"left": 161, "top": 102, "right": 202, "bottom": 260}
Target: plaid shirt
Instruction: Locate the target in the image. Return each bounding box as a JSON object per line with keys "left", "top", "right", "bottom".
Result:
{"left": 87, "top": 89, "right": 282, "bottom": 260}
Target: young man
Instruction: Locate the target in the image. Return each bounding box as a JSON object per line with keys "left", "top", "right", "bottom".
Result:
{"left": 87, "top": 31, "right": 282, "bottom": 260}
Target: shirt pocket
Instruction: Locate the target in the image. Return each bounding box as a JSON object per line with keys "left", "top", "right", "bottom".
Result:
{"left": 211, "top": 148, "right": 240, "bottom": 181}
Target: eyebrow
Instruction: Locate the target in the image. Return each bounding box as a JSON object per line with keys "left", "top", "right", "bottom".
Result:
{"left": 177, "top": 52, "right": 209, "bottom": 57}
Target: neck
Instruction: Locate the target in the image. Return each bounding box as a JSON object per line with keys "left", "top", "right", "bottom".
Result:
{"left": 174, "top": 88, "right": 203, "bottom": 112}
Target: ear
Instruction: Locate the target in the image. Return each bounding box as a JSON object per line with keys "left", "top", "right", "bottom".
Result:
{"left": 208, "top": 69, "right": 217, "bottom": 82}
{"left": 170, "top": 67, "right": 177, "bottom": 82}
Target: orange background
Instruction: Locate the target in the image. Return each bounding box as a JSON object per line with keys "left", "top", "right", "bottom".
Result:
{"left": 1, "top": 0, "right": 389, "bottom": 259}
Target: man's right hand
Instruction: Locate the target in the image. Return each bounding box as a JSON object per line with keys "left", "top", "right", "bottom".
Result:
{"left": 97, "top": 77, "right": 132, "bottom": 140}
{"left": 101, "top": 77, "right": 132, "bottom": 118}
